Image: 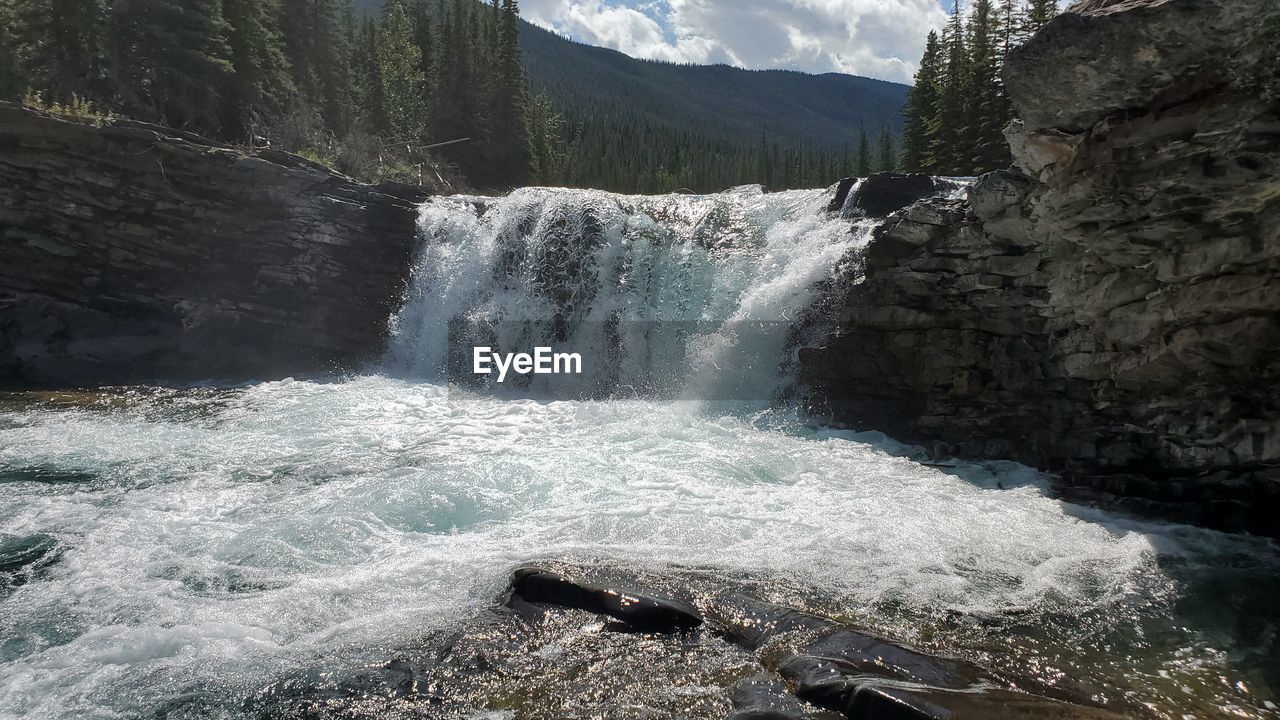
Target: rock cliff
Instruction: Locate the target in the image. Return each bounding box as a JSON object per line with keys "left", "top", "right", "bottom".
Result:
{"left": 803, "top": 0, "right": 1280, "bottom": 535}
{"left": 0, "top": 104, "right": 427, "bottom": 386}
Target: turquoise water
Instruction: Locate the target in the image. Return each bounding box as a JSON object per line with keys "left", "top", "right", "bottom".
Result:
{"left": 1, "top": 381, "right": 1277, "bottom": 718}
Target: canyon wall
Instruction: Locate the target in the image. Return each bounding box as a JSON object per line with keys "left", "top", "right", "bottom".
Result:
{"left": 803, "top": 0, "right": 1280, "bottom": 535}
{"left": 0, "top": 104, "right": 426, "bottom": 386}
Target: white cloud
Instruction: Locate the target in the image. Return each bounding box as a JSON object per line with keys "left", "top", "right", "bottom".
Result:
{"left": 519, "top": 0, "right": 950, "bottom": 84}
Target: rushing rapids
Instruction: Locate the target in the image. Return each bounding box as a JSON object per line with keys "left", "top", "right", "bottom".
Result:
{"left": 0, "top": 185, "right": 1277, "bottom": 719}
{"left": 386, "top": 184, "right": 880, "bottom": 402}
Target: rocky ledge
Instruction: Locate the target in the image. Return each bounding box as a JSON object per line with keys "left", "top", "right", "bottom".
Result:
{"left": 802, "top": 0, "right": 1280, "bottom": 535}
{"left": 0, "top": 104, "right": 429, "bottom": 387}
{"left": 250, "top": 563, "right": 1133, "bottom": 720}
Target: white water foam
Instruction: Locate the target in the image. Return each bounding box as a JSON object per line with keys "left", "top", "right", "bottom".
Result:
{"left": 0, "top": 377, "right": 1186, "bottom": 718}
{"left": 1, "top": 185, "right": 1276, "bottom": 718}
{"left": 385, "top": 185, "right": 875, "bottom": 401}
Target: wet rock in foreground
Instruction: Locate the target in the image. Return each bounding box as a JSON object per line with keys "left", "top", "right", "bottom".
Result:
{"left": 509, "top": 567, "right": 703, "bottom": 632}
{"left": 250, "top": 564, "right": 1132, "bottom": 720}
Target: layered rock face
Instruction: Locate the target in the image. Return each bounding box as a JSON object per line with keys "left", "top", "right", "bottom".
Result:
{"left": 0, "top": 104, "right": 426, "bottom": 387}
{"left": 803, "top": 0, "right": 1280, "bottom": 534}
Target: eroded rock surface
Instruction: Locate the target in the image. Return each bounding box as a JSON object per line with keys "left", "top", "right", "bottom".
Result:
{"left": 802, "top": 0, "right": 1280, "bottom": 534}
{"left": 0, "top": 104, "right": 428, "bottom": 387}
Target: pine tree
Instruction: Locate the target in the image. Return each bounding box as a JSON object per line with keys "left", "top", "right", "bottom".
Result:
{"left": 930, "top": 0, "right": 968, "bottom": 175}
{"left": 278, "top": 0, "right": 320, "bottom": 104}
{"left": 222, "top": 0, "right": 293, "bottom": 139}
{"left": 11, "top": 0, "right": 109, "bottom": 104}
{"left": 108, "top": 0, "right": 234, "bottom": 134}
{"left": 277, "top": 0, "right": 351, "bottom": 133}
{"left": 526, "top": 92, "right": 564, "bottom": 184}
{"left": 0, "top": 0, "right": 22, "bottom": 100}
{"left": 1024, "top": 0, "right": 1057, "bottom": 35}
{"left": 855, "top": 128, "right": 871, "bottom": 176}
{"left": 964, "top": 0, "right": 1004, "bottom": 173}
{"left": 999, "top": 0, "right": 1024, "bottom": 48}
{"left": 358, "top": 18, "right": 390, "bottom": 135}
{"left": 900, "top": 30, "right": 942, "bottom": 173}
{"left": 875, "top": 127, "right": 895, "bottom": 172}
{"left": 989, "top": 0, "right": 1021, "bottom": 158}
{"left": 8, "top": 0, "right": 899, "bottom": 192}
{"left": 316, "top": 0, "right": 354, "bottom": 133}
{"left": 407, "top": 0, "right": 434, "bottom": 80}
{"left": 493, "top": 0, "right": 527, "bottom": 183}
{"left": 377, "top": 0, "right": 427, "bottom": 141}
{"left": 430, "top": 0, "right": 473, "bottom": 144}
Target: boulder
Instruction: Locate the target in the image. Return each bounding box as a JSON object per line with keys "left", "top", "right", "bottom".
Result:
{"left": 827, "top": 177, "right": 858, "bottom": 213}
{"left": 508, "top": 567, "right": 703, "bottom": 632}
{"left": 727, "top": 674, "right": 815, "bottom": 720}
{"left": 846, "top": 173, "right": 940, "bottom": 218}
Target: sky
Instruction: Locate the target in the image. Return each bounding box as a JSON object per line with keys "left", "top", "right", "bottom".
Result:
{"left": 518, "top": 0, "right": 954, "bottom": 85}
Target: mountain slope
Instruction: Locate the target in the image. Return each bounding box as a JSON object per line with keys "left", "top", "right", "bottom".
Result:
{"left": 352, "top": 0, "right": 909, "bottom": 150}
{"left": 518, "top": 21, "right": 909, "bottom": 150}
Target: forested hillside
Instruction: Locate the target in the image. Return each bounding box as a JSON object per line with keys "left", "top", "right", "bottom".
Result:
{"left": 0, "top": 0, "right": 906, "bottom": 193}
{"left": 517, "top": 20, "right": 908, "bottom": 191}
{"left": 351, "top": 0, "right": 910, "bottom": 190}
{"left": 351, "top": 0, "right": 906, "bottom": 148}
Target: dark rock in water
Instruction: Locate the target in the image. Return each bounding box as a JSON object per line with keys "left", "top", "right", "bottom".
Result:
{"left": 728, "top": 674, "right": 823, "bottom": 720}
{"left": 827, "top": 178, "right": 858, "bottom": 214}
{"left": 705, "top": 589, "right": 1129, "bottom": 719}
{"left": 801, "top": 630, "right": 982, "bottom": 689}
{"left": 846, "top": 686, "right": 946, "bottom": 720}
{"left": 780, "top": 633, "right": 980, "bottom": 710}
{"left": 510, "top": 567, "right": 603, "bottom": 612}
{"left": 710, "top": 592, "right": 985, "bottom": 712}
{"left": 255, "top": 563, "right": 1133, "bottom": 719}
{"left": 710, "top": 592, "right": 981, "bottom": 688}
{"left": 509, "top": 567, "right": 703, "bottom": 632}
{"left": 246, "top": 658, "right": 429, "bottom": 719}
{"left": 710, "top": 591, "right": 838, "bottom": 648}
{"left": 847, "top": 173, "right": 938, "bottom": 218}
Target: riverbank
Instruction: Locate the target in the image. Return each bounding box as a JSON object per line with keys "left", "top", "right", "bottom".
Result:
{"left": 0, "top": 103, "right": 429, "bottom": 387}
{"left": 802, "top": 0, "right": 1280, "bottom": 536}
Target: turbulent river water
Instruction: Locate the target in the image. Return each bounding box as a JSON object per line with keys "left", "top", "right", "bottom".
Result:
{"left": 1, "top": 186, "right": 1277, "bottom": 719}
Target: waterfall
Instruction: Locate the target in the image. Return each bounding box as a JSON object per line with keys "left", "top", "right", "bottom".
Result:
{"left": 385, "top": 183, "right": 880, "bottom": 402}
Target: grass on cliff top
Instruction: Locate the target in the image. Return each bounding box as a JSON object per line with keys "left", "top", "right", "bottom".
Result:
{"left": 21, "top": 90, "right": 117, "bottom": 126}
{"left": 19, "top": 89, "right": 464, "bottom": 193}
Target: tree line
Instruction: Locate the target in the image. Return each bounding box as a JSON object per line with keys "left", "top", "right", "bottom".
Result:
{"left": 0, "top": 0, "right": 906, "bottom": 192}
{"left": 534, "top": 110, "right": 900, "bottom": 194}
{"left": 900, "top": 0, "right": 1058, "bottom": 176}
{"left": 0, "top": 0, "right": 534, "bottom": 188}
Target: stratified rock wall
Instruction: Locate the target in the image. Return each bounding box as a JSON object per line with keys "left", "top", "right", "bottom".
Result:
{"left": 0, "top": 104, "right": 427, "bottom": 386}
{"left": 803, "top": 0, "right": 1280, "bottom": 534}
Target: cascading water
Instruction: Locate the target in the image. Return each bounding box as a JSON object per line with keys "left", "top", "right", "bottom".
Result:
{"left": 0, "top": 184, "right": 1277, "bottom": 720}
{"left": 385, "top": 184, "right": 876, "bottom": 403}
